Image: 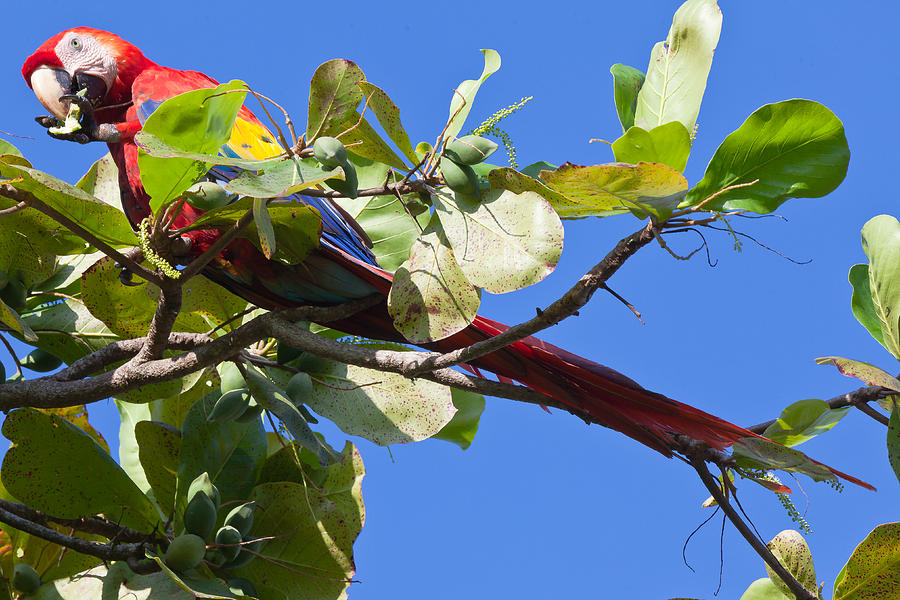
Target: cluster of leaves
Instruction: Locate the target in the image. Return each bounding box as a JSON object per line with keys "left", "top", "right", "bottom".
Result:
{"left": 0, "top": 0, "right": 881, "bottom": 598}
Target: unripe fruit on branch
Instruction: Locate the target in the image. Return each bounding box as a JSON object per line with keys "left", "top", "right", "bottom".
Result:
{"left": 13, "top": 563, "right": 41, "bottom": 594}
{"left": 313, "top": 137, "right": 348, "bottom": 169}
{"left": 445, "top": 135, "right": 498, "bottom": 165}
{"left": 164, "top": 534, "right": 207, "bottom": 572}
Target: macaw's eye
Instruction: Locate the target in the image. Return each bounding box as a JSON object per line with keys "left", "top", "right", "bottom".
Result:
{"left": 70, "top": 38, "right": 82, "bottom": 50}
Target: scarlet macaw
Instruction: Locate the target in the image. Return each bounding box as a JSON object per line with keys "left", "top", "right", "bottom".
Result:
{"left": 20, "top": 28, "right": 865, "bottom": 484}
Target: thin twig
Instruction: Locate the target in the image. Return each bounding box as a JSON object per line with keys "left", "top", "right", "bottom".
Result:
{"left": 0, "top": 333, "right": 23, "bottom": 377}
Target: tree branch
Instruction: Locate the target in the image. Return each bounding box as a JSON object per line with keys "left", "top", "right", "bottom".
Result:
{"left": 688, "top": 454, "right": 817, "bottom": 600}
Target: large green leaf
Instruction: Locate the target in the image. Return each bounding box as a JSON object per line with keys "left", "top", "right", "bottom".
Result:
{"left": 833, "top": 523, "right": 900, "bottom": 600}
{"left": 487, "top": 167, "right": 573, "bottom": 209}
{"left": 609, "top": 64, "right": 645, "bottom": 132}
{"left": 684, "top": 100, "right": 850, "bottom": 213}
{"left": 815, "top": 356, "right": 900, "bottom": 391}
{"left": 136, "top": 421, "right": 181, "bottom": 518}
{"left": 388, "top": 215, "right": 480, "bottom": 343}
{"left": 0, "top": 139, "right": 23, "bottom": 158}
{"left": 856, "top": 216, "right": 900, "bottom": 360}
{"left": 22, "top": 298, "right": 118, "bottom": 364}
{"left": 306, "top": 59, "right": 406, "bottom": 169}
{"left": 432, "top": 388, "right": 485, "bottom": 450}
{"left": 234, "top": 444, "right": 365, "bottom": 600}
{"left": 432, "top": 188, "right": 563, "bottom": 293}
{"left": 540, "top": 161, "right": 688, "bottom": 220}
{"left": 888, "top": 403, "right": 900, "bottom": 488}
{"left": 763, "top": 398, "right": 849, "bottom": 448}
{"left": 1, "top": 409, "right": 159, "bottom": 530}
{"left": 135, "top": 131, "right": 284, "bottom": 170}
{"left": 0, "top": 299, "right": 37, "bottom": 342}
{"left": 764, "top": 530, "right": 817, "bottom": 598}
{"left": 224, "top": 157, "right": 339, "bottom": 198}
{"left": 357, "top": 81, "right": 418, "bottom": 166}
{"left": 174, "top": 392, "right": 267, "bottom": 521}
{"left": 306, "top": 361, "right": 456, "bottom": 445}
{"left": 81, "top": 256, "right": 249, "bottom": 338}
{"left": 446, "top": 49, "right": 502, "bottom": 138}
{"left": 0, "top": 158, "right": 138, "bottom": 249}
{"left": 732, "top": 437, "right": 837, "bottom": 483}
{"left": 611, "top": 122, "right": 692, "bottom": 173}
{"left": 849, "top": 264, "right": 886, "bottom": 349}
{"left": 634, "top": 0, "right": 721, "bottom": 132}
{"left": 137, "top": 80, "right": 248, "bottom": 212}
{"left": 75, "top": 153, "right": 122, "bottom": 209}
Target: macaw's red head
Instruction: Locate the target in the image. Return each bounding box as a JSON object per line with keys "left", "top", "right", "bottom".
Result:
{"left": 22, "top": 27, "right": 155, "bottom": 120}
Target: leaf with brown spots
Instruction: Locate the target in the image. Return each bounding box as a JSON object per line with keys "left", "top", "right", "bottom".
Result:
{"left": 834, "top": 523, "right": 900, "bottom": 600}
{"left": 765, "top": 530, "right": 817, "bottom": 597}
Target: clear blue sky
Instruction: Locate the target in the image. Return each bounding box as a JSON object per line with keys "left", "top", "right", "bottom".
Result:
{"left": 3, "top": 1, "right": 900, "bottom": 598}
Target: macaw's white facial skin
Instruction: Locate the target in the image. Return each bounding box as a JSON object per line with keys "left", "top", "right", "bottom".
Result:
{"left": 29, "top": 31, "right": 117, "bottom": 119}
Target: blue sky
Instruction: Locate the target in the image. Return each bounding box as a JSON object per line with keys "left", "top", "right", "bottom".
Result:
{"left": 3, "top": 1, "right": 900, "bottom": 598}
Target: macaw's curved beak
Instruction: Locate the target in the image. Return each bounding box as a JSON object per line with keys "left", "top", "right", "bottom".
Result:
{"left": 30, "top": 66, "right": 108, "bottom": 120}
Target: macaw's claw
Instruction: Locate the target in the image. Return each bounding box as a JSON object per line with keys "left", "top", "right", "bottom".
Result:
{"left": 117, "top": 267, "right": 143, "bottom": 287}
{"left": 45, "top": 94, "right": 120, "bottom": 144}
{"left": 34, "top": 115, "right": 60, "bottom": 129}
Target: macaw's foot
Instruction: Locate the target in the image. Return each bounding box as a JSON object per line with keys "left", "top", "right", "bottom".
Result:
{"left": 115, "top": 265, "right": 144, "bottom": 287}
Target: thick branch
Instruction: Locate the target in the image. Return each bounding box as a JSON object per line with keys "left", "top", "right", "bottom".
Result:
{"left": 689, "top": 455, "right": 817, "bottom": 600}
{"left": 404, "top": 222, "right": 657, "bottom": 376}
{"left": 0, "top": 184, "right": 164, "bottom": 287}
{"left": 132, "top": 283, "right": 183, "bottom": 363}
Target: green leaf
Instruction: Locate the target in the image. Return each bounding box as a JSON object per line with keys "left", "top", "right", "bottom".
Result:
{"left": 242, "top": 364, "right": 340, "bottom": 465}
{"left": 732, "top": 437, "right": 837, "bottom": 483}
{"left": 136, "top": 421, "right": 181, "bottom": 518}
{"left": 75, "top": 153, "right": 122, "bottom": 209}
{"left": 432, "top": 188, "right": 563, "bottom": 293}
{"left": 31, "top": 251, "right": 104, "bottom": 297}
{"left": 306, "top": 59, "right": 406, "bottom": 169}
{"left": 432, "top": 389, "right": 485, "bottom": 450}
{"left": 23, "top": 299, "right": 118, "bottom": 364}
{"left": 815, "top": 356, "right": 900, "bottom": 391}
{"left": 357, "top": 81, "right": 418, "bottom": 166}
{"left": 833, "top": 523, "right": 900, "bottom": 600}
{"left": 388, "top": 215, "right": 480, "bottom": 343}
{"left": 763, "top": 398, "right": 850, "bottom": 447}
{"left": 765, "top": 530, "right": 817, "bottom": 597}
{"left": 610, "top": 64, "right": 645, "bottom": 132}
{"left": 252, "top": 198, "right": 276, "bottom": 258}
{"left": 307, "top": 361, "right": 456, "bottom": 445}
{"left": 81, "top": 256, "right": 249, "bottom": 338}
{"left": 145, "top": 553, "right": 245, "bottom": 599}
{"left": 856, "top": 215, "right": 900, "bottom": 359}
{"left": 175, "top": 392, "right": 266, "bottom": 522}
{"left": 0, "top": 139, "right": 24, "bottom": 158}
{"left": 446, "top": 49, "right": 502, "bottom": 138}
{"left": 137, "top": 80, "right": 248, "bottom": 212}
{"left": 540, "top": 161, "right": 688, "bottom": 220}
{"left": 31, "top": 563, "right": 243, "bottom": 600}
{"left": 611, "top": 122, "right": 692, "bottom": 173}
{"left": 888, "top": 402, "right": 900, "bottom": 488}
{"left": 634, "top": 0, "right": 721, "bottom": 132}
{"left": 135, "top": 131, "right": 284, "bottom": 170}
{"left": 233, "top": 445, "right": 365, "bottom": 599}
{"left": 179, "top": 196, "right": 322, "bottom": 266}
{"left": 224, "top": 157, "right": 340, "bottom": 198}
{"left": 1, "top": 408, "right": 159, "bottom": 530}
{"left": 0, "top": 159, "right": 138, "bottom": 249}
{"left": 488, "top": 167, "right": 573, "bottom": 209}
{"left": 740, "top": 578, "right": 791, "bottom": 600}
{"left": 0, "top": 299, "right": 37, "bottom": 342}
{"left": 684, "top": 100, "right": 850, "bottom": 213}
{"left": 849, "top": 264, "right": 886, "bottom": 348}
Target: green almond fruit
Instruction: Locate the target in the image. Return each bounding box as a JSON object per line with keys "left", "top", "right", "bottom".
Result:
{"left": 183, "top": 492, "right": 217, "bottom": 539}
{"left": 218, "top": 362, "right": 246, "bottom": 394}
{"left": 285, "top": 372, "right": 312, "bottom": 404}
{"left": 439, "top": 157, "right": 479, "bottom": 196}
{"left": 184, "top": 181, "right": 234, "bottom": 211}
{"left": 207, "top": 389, "right": 252, "bottom": 423}
{"left": 223, "top": 502, "right": 256, "bottom": 537}
{"left": 326, "top": 161, "right": 358, "bottom": 199}
{"left": 187, "top": 472, "right": 220, "bottom": 508}
{"left": 228, "top": 577, "right": 259, "bottom": 598}
{"left": 163, "top": 534, "right": 207, "bottom": 572}
{"left": 19, "top": 348, "right": 62, "bottom": 372}
{"left": 313, "top": 136, "right": 348, "bottom": 169}
{"left": 0, "top": 278, "right": 27, "bottom": 312}
{"left": 215, "top": 525, "right": 243, "bottom": 562}
{"left": 12, "top": 563, "right": 41, "bottom": 593}
{"left": 445, "top": 135, "right": 498, "bottom": 165}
